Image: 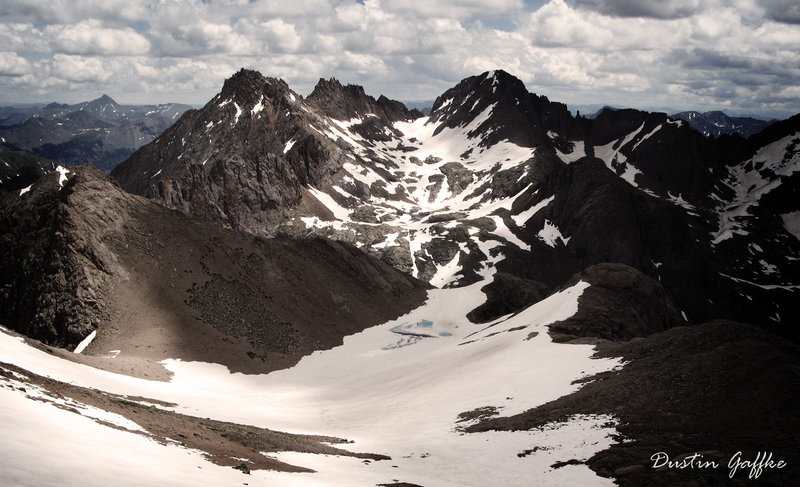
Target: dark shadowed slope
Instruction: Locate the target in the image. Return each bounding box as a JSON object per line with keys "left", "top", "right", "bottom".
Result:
{"left": 0, "top": 165, "right": 428, "bottom": 376}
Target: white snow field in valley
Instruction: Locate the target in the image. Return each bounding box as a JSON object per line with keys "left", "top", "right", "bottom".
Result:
{"left": 0, "top": 277, "right": 623, "bottom": 486}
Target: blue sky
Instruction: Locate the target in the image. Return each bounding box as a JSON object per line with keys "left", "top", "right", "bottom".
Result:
{"left": 0, "top": 0, "right": 798, "bottom": 118}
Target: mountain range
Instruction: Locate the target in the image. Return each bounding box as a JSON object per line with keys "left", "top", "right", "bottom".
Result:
{"left": 111, "top": 68, "right": 800, "bottom": 338}
{"left": 1, "top": 68, "right": 799, "bottom": 486}
{"left": 0, "top": 95, "right": 191, "bottom": 174}
{"left": 670, "top": 110, "right": 774, "bottom": 138}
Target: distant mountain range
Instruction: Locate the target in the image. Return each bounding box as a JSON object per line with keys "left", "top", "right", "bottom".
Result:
{"left": 0, "top": 95, "right": 191, "bottom": 173}
{"left": 670, "top": 110, "right": 774, "bottom": 138}
{"left": 582, "top": 106, "right": 773, "bottom": 138}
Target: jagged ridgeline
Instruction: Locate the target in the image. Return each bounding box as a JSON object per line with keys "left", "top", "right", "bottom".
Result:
{"left": 111, "top": 68, "right": 800, "bottom": 340}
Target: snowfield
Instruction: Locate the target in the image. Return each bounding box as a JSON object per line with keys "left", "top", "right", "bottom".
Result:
{"left": 298, "top": 101, "right": 539, "bottom": 286}
{"left": 1, "top": 278, "right": 623, "bottom": 486}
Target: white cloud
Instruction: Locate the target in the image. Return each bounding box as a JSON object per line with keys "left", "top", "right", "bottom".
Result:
{"left": 0, "top": 0, "right": 796, "bottom": 119}
{"left": 0, "top": 0, "right": 147, "bottom": 24}
{"left": 257, "top": 19, "right": 304, "bottom": 53}
{"left": 47, "top": 20, "right": 150, "bottom": 56}
{"left": 0, "top": 23, "right": 50, "bottom": 54}
{"left": 0, "top": 51, "right": 31, "bottom": 76}
{"left": 50, "top": 54, "right": 112, "bottom": 83}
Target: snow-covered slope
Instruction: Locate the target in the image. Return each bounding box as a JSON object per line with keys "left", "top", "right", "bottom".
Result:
{"left": 1, "top": 275, "right": 623, "bottom": 487}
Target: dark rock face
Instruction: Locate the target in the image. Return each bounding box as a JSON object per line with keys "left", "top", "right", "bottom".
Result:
{"left": 112, "top": 69, "right": 349, "bottom": 236}
{"left": 0, "top": 166, "right": 129, "bottom": 346}
{"left": 307, "top": 77, "right": 421, "bottom": 123}
{"left": 466, "top": 272, "right": 550, "bottom": 323}
{"left": 112, "top": 70, "right": 421, "bottom": 239}
{"left": 548, "top": 263, "right": 683, "bottom": 341}
{"left": 0, "top": 166, "right": 428, "bottom": 370}
{"left": 502, "top": 156, "right": 707, "bottom": 303}
{"left": 428, "top": 70, "right": 580, "bottom": 150}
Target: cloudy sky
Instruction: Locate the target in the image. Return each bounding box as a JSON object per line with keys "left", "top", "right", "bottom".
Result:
{"left": 0, "top": 0, "right": 798, "bottom": 118}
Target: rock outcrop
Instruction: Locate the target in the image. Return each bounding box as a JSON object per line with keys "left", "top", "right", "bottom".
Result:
{"left": 548, "top": 263, "right": 683, "bottom": 341}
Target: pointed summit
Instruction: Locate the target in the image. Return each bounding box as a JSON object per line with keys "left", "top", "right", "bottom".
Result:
{"left": 429, "top": 70, "right": 576, "bottom": 148}
{"left": 112, "top": 68, "right": 351, "bottom": 234}
{"left": 86, "top": 94, "right": 119, "bottom": 110}
{"left": 96, "top": 94, "right": 117, "bottom": 104}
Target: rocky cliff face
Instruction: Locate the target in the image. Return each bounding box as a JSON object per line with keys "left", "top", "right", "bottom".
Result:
{"left": 307, "top": 77, "right": 422, "bottom": 123}
{"left": 0, "top": 166, "right": 128, "bottom": 346}
{"left": 112, "top": 69, "right": 363, "bottom": 235}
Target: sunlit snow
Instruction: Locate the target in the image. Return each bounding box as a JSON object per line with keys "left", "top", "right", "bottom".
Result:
{"left": 538, "top": 219, "right": 570, "bottom": 247}
{"left": 73, "top": 330, "right": 96, "bottom": 354}
{"left": 0, "top": 279, "right": 622, "bottom": 487}
{"left": 55, "top": 165, "right": 70, "bottom": 188}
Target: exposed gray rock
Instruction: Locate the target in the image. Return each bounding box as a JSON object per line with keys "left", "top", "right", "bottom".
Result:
{"left": 440, "top": 162, "right": 474, "bottom": 195}
{"left": 0, "top": 166, "right": 130, "bottom": 347}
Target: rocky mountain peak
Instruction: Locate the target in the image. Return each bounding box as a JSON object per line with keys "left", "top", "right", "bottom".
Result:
{"left": 112, "top": 68, "right": 354, "bottom": 234}
{"left": 84, "top": 94, "right": 120, "bottom": 115}
{"left": 94, "top": 94, "right": 117, "bottom": 105}
{"left": 428, "top": 69, "right": 575, "bottom": 149}
{"left": 217, "top": 68, "right": 293, "bottom": 108}
{"left": 429, "top": 70, "right": 527, "bottom": 115}
{"left": 307, "top": 76, "right": 418, "bottom": 122}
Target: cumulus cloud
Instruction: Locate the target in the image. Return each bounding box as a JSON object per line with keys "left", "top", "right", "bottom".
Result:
{"left": 0, "top": 51, "right": 32, "bottom": 76}
{"left": 0, "top": 0, "right": 147, "bottom": 24}
{"left": 50, "top": 54, "right": 112, "bottom": 83}
{"left": 378, "top": 0, "right": 525, "bottom": 19}
{"left": 47, "top": 20, "right": 150, "bottom": 56}
{"left": 149, "top": 20, "right": 255, "bottom": 56}
{"left": 0, "top": 0, "right": 797, "bottom": 119}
